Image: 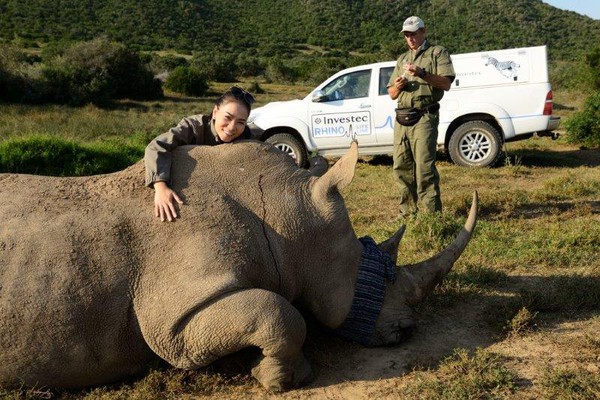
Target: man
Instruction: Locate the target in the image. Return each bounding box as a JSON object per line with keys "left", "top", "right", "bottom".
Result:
{"left": 387, "top": 16, "right": 455, "bottom": 215}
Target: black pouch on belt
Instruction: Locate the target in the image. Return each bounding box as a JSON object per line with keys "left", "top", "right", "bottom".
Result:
{"left": 395, "top": 103, "right": 440, "bottom": 126}
{"left": 395, "top": 107, "right": 424, "bottom": 126}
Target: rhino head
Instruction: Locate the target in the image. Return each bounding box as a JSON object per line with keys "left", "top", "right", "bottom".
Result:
{"left": 370, "top": 195, "right": 477, "bottom": 346}
{"left": 304, "top": 141, "right": 477, "bottom": 348}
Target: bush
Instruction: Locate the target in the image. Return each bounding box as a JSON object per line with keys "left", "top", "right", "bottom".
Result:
{"left": 40, "top": 40, "right": 73, "bottom": 61}
{"left": 0, "top": 68, "right": 29, "bottom": 103}
{"left": 0, "top": 45, "right": 33, "bottom": 102}
{"left": 192, "top": 54, "right": 238, "bottom": 82}
{"left": 585, "top": 46, "right": 600, "bottom": 91}
{"left": 564, "top": 92, "right": 600, "bottom": 148}
{"left": 164, "top": 66, "right": 209, "bottom": 96}
{"left": 553, "top": 46, "right": 600, "bottom": 93}
{"left": 0, "top": 135, "right": 143, "bottom": 176}
{"left": 248, "top": 81, "right": 265, "bottom": 94}
{"left": 41, "top": 59, "right": 114, "bottom": 106}
{"left": 42, "top": 38, "right": 163, "bottom": 105}
{"left": 235, "top": 54, "right": 265, "bottom": 78}
{"left": 264, "top": 60, "right": 298, "bottom": 84}
{"left": 150, "top": 54, "right": 190, "bottom": 73}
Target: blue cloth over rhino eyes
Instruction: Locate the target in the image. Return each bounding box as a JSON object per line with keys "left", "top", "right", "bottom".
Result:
{"left": 333, "top": 236, "right": 397, "bottom": 345}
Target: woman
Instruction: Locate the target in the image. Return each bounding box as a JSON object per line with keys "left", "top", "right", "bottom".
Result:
{"left": 144, "top": 86, "right": 255, "bottom": 222}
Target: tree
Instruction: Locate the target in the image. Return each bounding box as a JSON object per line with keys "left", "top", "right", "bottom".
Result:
{"left": 164, "top": 66, "right": 209, "bottom": 97}
{"left": 585, "top": 46, "right": 600, "bottom": 90}
{"left": 564, "top": 92, "right": 600, "bottom": 148}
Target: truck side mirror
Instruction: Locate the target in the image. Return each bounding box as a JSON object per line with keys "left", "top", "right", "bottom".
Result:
{"left": 312, "top": 90, "right": 329, "bottom": 103}
{"left": 312, "top": 90, "right": 344, "bottom": 103}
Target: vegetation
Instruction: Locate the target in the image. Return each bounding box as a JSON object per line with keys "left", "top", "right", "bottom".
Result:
{"left": 164, "top": 66, "right": 209, "bottom": 97}
{"left": 540, "top": 367, "right": 600, "bottom": 399}
{"left": 563, "top": 48, "right": 600, "bottom": 148}
{"left": 1, "top": 0, "right": 600, "bottom": 107}
{"left": 0, "top": 135, "right": 144, "bottom": 176}
{"left": 1, "top": 0, "right": 600, "bottom": 90}
{"left": 398, "top": 348, "right": 519, "bottom": 399}
{"left": 564, "top": 92, "right": 600, "bottom": 148}
{"left": 1, "top": 0, "right": 599, "bottom": 60}
{"left": 0, "top": 0, "right": 598, "bottom": 397}
{"left": 0, "top": 84, "right": 598, "bottom": 398}
{"left": 0, "top": 38, "right": 163, "bottom": 105}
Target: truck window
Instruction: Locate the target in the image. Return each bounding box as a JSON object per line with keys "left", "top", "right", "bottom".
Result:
{"left": 379, "top": 67, "right": 394, "bottom": 96}
{"left": 322, "top": 70, "right": 371, "bottom": 101}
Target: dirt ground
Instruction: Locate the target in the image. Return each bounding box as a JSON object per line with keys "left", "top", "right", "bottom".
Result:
{"left": 202, "top": 300, "right": 599, "bottom": 399}
{"left": 187, "top": 142, "right": 600, "bottom": 399}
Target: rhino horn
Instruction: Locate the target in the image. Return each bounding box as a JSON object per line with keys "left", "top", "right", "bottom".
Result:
{"left": 403, "top": 192, "right": 478, "bottom": 304}
{"left": 312, "top": 140, "right": 358, "bottom": 197}
{"left": 378, "top": 225, "right": 406, "bottom": 264}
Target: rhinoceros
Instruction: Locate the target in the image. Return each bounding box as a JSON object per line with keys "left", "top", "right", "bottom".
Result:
{"left": 0, "top": 140, "right": 477, "bottom": 392}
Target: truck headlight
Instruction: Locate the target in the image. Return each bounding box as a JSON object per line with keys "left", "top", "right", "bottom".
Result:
{"left": 247, "top": 112, "right": 259, "bottom": 124}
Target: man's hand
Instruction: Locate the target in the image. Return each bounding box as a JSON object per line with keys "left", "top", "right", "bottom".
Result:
{"left": 153, "top": 181, "right": 183, "bottom": 222}
{"left": 394, "top": 76, "right": 408, "bottom": 89}
{"left": 388, "top": 76, "right": 408, "bottom": 100}
{"left": 403, "top": 63, "right": 423, "bottom": 78}
{"left": 403, "top": 62, "right": 452, "bottom": 90}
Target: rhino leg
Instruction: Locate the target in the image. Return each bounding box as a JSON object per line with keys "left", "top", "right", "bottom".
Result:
{"left": 145, "top": 288, "right": 313, "bottom": 392}
{"left": 251, "top": 347, "right": 313, "bottom": 392}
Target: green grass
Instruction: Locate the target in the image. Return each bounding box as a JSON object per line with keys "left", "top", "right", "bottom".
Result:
{"left": 0, "top": 134, "right": 145, "bottom": 175}
{"left": 540, "top": 367, "right": 600, "bottom": 400}
{"left": 397, "top": 348, "right": 519, "bottom": 399}
{"left": 0, "top": 87, "right": 598, "bottom": 399}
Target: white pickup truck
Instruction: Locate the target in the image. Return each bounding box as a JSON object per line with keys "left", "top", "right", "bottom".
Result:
{"left": 248, "top": 45, "right": 560, "bottom": 167}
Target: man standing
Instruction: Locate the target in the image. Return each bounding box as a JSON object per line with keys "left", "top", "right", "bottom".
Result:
{"left": 387, "top": 16, "right": 455, "bottom": 215}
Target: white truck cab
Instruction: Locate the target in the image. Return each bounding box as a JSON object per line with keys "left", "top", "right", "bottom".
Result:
{"left": 248, "top": 45, "right": 560, "bottom": 167}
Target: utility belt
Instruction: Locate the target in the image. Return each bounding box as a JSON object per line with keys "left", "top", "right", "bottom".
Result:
{"left": 395, "top": 102, "right": 440, "bottom": 126}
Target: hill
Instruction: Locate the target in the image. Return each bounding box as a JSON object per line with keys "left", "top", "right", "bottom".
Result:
{"left": 1, "top": 0, "right": 599, "bottom": 61}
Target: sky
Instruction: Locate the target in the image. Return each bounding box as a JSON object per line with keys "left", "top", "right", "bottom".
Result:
{"left": 543, "top": 0, "right": 600, "bottom": 19}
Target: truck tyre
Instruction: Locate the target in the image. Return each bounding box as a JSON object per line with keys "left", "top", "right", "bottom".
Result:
{"left": 265, "top": 133, "right": 309, "bottom": 168}
{"left": 448, "top": 121, "right": 503, "bottom": 167}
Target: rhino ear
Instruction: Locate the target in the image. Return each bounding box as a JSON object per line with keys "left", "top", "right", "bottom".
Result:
{"left": 312, "top": 141, "right": 358, "bottom": 197}
{"left": 378, "top": 225, "right": 405, "bottom": 264}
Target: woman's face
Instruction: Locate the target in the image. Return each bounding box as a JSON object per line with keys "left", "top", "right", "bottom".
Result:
{"left": 212, "top": 100, "right": 249, "bottom": 142}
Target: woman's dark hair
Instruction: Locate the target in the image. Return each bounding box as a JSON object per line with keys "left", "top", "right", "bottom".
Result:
{"left": 215, "top": 86, "right": 255, "bottom": 114}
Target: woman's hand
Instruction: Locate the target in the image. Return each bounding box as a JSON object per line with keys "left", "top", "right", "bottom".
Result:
{"left": 153, "top": 181, "right": 183, "bottom": 222}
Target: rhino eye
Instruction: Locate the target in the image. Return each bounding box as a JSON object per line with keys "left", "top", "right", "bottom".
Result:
{"left": 395, "top": 325, "right": 415, "bottom": 342}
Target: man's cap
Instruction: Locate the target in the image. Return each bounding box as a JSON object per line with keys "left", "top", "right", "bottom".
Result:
{"left": 402, "top": 16, "right": 425, "bottom": 32}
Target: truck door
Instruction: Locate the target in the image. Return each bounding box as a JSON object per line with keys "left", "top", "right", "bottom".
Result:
{"left": 373, "top": 65, "right": 396, "bottom": 146}
{"left": 308, "top": 69, "right": 376, "bottom": 149}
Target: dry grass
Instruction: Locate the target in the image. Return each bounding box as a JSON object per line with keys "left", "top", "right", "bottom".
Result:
{"left": 1, "top": 88, "right": 599, "bottom": 399}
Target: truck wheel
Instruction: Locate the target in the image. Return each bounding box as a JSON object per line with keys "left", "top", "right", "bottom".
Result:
{"left": 265, "top": 133, "right": 309, "bottom": 168}
{"left": 448, "top": 121, "right": 503, "bottom": 167}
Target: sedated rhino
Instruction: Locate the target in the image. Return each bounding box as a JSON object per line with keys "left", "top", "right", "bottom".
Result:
{"left": 0, "top": 141, "right": 477, "bottom": 392}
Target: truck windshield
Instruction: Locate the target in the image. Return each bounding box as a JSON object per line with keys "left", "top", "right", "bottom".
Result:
{"left": 322, "top": 70, "right": 371, "bottom": 101}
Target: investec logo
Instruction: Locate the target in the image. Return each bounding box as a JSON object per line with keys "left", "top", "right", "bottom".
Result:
{"left": 312, "top": 112, "right": 370, "bottom": 137}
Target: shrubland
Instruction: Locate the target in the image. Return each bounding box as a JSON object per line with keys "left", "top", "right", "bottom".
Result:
{"left": 1, "top": 1, "right": 598, "bottom": 398}
{"left": 0, "top": 83, "right": 598, "bottom": 399}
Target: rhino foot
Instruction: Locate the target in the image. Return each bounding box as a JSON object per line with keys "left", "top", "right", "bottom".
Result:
{"left": 251, "top": 354, "right": 314, "bottom": 392}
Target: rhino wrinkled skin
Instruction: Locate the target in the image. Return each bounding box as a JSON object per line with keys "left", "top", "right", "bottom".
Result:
{"left": 0, "top": 141, "right": 477, "bottom": 392}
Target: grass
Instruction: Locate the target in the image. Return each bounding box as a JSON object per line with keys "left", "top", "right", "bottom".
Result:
{"left": 0, "top": 82, "right": 314, "bottom": 144}
{"left": 0, "top": 135, "right": 145, "bottom": 175}
{"left": 395, "top": 348, "right": 519, "bottom": 399}
{"left": 0, "top": 86, "right": 599, "bottom": 399}
{"left": 540, "top": 368, "right": 600, "bottom": 399}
